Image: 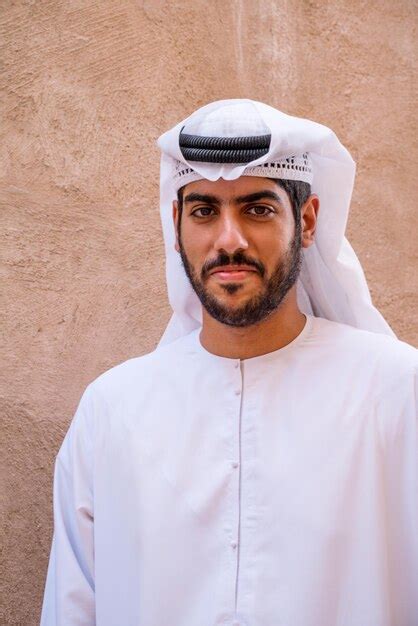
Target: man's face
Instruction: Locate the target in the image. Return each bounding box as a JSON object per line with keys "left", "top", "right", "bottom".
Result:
{"left": 173, "top": 176, "right": 308, "bottom": 327}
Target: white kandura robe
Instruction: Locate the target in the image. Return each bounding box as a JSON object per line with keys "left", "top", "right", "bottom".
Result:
{"left": 40, "top": 316, "right": 418, "bottom": 626}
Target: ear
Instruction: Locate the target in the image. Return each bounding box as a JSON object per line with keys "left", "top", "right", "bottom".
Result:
{"left": 172, "top": 200, "right": 180, "bottom": 252}
{"left": 301, "top": 195, "right": 319, "bottom": 249}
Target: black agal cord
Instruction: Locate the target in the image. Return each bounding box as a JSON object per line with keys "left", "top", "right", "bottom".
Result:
{"left": 179, "top": 130, "right": 271, "bottom": 163}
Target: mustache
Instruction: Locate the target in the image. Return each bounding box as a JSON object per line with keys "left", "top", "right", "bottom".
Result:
{"left": 202, "top": 252, "right": 266, "bottom": 278}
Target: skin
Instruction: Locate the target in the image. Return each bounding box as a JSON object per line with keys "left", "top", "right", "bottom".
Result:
{"left": 173, "top": 176, "right": 319, "bottom": 359}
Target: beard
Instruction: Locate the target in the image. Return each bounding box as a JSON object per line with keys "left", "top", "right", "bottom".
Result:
{"left": 178, "top": 223, "right": 303, "bottom": 328}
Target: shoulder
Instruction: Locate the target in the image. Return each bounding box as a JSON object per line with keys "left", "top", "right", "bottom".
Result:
{"left": 56, "top": 333, "right": 189, "bottom": 463}
{"left": 313, "top": 316, "right": 417, "bottom": 371}
{"left": 86, "top": 332, "right": 195, "bottom": 406}
{"left": 312, "top": 317, "right": 417, "bottom": 406}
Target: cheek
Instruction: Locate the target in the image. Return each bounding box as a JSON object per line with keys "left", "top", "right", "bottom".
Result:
{"left": 181, "top": 225, "right": 213, "bottom": 263}
{"left": 256, "top": 226, "right": 292, "bottom": 258}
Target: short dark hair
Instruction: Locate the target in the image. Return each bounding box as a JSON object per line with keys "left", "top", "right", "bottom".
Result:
{"left": 176, "top": 178, "right": 311, "bottom": 224}
{"left": 274, "top": 179, "right": 311, "bottom": 223}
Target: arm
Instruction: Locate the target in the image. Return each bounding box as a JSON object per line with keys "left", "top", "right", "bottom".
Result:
{"left": 379, "top": 362, "right": 418, "bottom": 624}
{"left": 40, "top": 386, "right": 96, "bottom": 626}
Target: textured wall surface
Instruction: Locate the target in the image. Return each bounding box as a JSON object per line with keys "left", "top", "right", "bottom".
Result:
{"left": 1, "top": 1, "right": 417, "bottom": 623}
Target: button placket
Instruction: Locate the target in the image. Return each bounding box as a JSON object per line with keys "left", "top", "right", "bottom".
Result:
{"left": 234, "top": 360, "right": 242, "bottom": 396}
{"left": 231, "top": 360, "right": 243, "bottom": 614}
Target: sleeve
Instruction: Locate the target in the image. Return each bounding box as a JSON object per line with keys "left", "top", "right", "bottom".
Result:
{"left": 40, "top": 385, "right": 96, "bottom": 626}
{"left": 378, "top": 361, "right": 418, "bottom": 625}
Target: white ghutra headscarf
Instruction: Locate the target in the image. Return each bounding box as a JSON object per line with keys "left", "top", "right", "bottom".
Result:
{"left": 157, "top": 99, "right": 394, "bottom": 345}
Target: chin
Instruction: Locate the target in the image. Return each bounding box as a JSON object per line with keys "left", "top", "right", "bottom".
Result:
{"left": 213, "top": 286, "right": 249, "bottom": 299}
{"left": 214, "top": 294, "right": 257, "bottom": 311}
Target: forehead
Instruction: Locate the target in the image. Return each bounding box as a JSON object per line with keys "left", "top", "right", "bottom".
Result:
{"left": 182, "top": 176, "right": 290, "bottom": 205}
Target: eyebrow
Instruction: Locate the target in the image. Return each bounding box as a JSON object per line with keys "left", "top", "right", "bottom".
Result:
{"left": 183, "top": 190, "right": 283, "bottom": 205}
{"left": 184, "top": 192, "right": 221, "bottom": 205}
{"left": 234, "top": 190, "right": 283, "bottom": 205}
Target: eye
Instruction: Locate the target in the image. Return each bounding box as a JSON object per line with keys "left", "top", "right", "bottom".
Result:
{"left": 191, "top": 206, "right": 215, "bottom": 217}
{"left": 247, "top": 205, "right": 274, "bottom": 216}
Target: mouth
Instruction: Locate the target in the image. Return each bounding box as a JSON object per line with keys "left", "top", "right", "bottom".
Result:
{"left": 209, "top": 265, "right": 259, "bottom": 281}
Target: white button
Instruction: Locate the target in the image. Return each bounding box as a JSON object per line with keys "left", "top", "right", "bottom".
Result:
{"left": 234, "top": 389, "right": 241, "bottom": 396}
{"left": 234, "top": 362, "right": 239, "bottom": 369}
{"left": 230, "top": 540, "right": 237, "bottom": 549}
{"left": 231, "top": 461, "right": 239, "bottom": 468}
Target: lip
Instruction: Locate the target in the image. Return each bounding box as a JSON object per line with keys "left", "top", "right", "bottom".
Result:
{"left": 210, "top": 266, "right": 259, "bottom": 281}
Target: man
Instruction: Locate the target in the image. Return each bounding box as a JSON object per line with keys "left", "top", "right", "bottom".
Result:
{"left": 40, "top": 100, "right": 417, "bottom": 626}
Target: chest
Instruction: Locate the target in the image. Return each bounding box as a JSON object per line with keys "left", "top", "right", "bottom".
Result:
{"left": 95, "top": 362, "right": 383, "bottom": 544}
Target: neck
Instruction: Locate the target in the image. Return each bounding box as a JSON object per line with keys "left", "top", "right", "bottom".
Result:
{"left": 199, "top": 289, "right": 307, "bottom": 359}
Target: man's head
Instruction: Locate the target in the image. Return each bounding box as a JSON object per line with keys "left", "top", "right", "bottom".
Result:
{"left": 173, "top": 176, "right": 319, "bottom": 327}
{"left": 158, "top": 99, "right": 392, "bottom": 340}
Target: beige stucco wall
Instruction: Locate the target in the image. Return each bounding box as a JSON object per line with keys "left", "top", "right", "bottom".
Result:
{"left": 1, "top": 1, "right": 417, "bottom": 623}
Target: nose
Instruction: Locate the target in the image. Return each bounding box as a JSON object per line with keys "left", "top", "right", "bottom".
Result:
{"left": 213, "top": 214, "right": 249, "bottom": 255}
